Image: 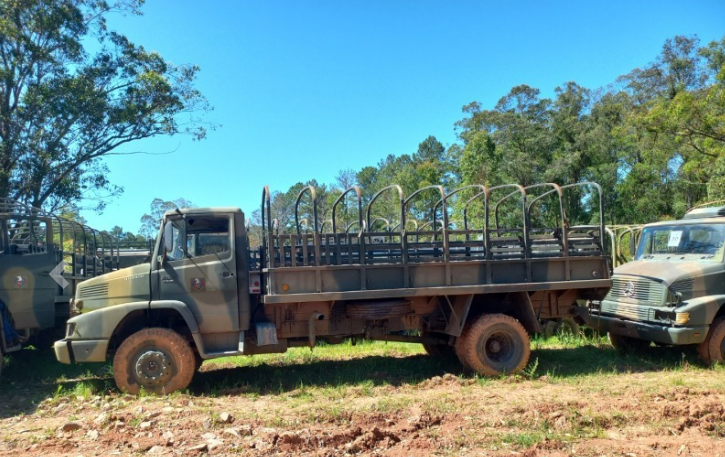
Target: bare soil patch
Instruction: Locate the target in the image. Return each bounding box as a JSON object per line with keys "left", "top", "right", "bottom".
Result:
{"left": 2, "top": 344, "right": 725, "bottom": 456}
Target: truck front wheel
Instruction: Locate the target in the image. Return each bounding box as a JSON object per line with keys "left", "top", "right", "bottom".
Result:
{"left": 608, "top": 332, "right": 650, "bottom": 352}
{"left": 459, "top": 314, "right": 530, "bottom": 376}
{"left": 697, "top": 317, "right": 725, "bottom": 365}
{"left": 113, "top": 328, "right": 195, "bottom": 395}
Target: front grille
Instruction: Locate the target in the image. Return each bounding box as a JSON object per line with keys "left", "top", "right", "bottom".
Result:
{"left": 605, "top": 276, "right": 665, "bottom": 306}
{"left": 600, "top": 301, "right": 651, "bottom": 321}
{"left": 79, "top": 283, "right": 108, "bottom": 298}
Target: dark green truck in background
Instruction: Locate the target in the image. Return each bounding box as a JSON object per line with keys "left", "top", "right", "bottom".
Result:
{"left": 586, "top": 205, "right": 725, "bottom": 364}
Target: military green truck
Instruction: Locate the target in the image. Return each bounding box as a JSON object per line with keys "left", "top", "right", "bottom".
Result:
{"left": 54, "top": 182, "right": 612, "bottom": 394}
{"left": 0, "top": 199, "right": 121, "bottom": 378}
{"left": 585, "top": 205, "right": 725, "bottom": 364}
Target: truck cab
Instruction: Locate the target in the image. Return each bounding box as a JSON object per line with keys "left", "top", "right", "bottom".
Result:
{"left": 587, "top": 206, "right": 725, "bottom": 364}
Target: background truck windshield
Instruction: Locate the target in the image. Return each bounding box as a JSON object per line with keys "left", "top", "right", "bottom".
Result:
{"left": 636, "top": 223, "right": 725, "bottom": 262}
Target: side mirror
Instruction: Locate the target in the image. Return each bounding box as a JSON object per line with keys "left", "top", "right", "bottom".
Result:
{"left": 163, "top": 221, "right": 174, "bottom": 254}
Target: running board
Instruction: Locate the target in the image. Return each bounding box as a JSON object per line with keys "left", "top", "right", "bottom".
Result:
{"left": 198, "top": 332, "right": 245, "bottom": 359}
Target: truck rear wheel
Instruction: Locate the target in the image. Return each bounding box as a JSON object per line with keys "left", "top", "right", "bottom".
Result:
{"left": 113, "top": 328, "right": 195, "bottom": 395}
{"left": 697, "top": 317, "right": 725, "bottom": 365}
{"left": 460, "top": 314, "right": 530, "bottom": 376}
{"left": 608, "top": 332, "right": 651, "bottom": 352}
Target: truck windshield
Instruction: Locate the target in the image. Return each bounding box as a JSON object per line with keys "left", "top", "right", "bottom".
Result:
{"left": 636, "top": 223, "right": 725, "bottom": 262}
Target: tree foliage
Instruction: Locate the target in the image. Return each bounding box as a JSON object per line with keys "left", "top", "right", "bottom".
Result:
{"left": 0, "top": 0, "right": 210, "bottom": 212}
{"left": 255, "top": 34, "right": 725, "bottom": 233}
{"left": 139, "top": 197, "right": 194, "bottom": 239}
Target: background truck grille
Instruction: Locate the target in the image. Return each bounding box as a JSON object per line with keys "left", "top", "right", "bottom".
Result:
{"left": 605, "top": 277, "right": 665, "bottom": 306}
{"left": 599, "top": 301, "right": 651, "bottom": 321}
{"left": 670, "top": 279, "right": 694, "bottom": 294}
{"left": 79, "top": 283, "right": 109, "bottom": 298}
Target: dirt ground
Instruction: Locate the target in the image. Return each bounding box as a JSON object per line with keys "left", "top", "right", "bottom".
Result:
{"left": 2, "top": 350, "right": 725, "bottom": 457}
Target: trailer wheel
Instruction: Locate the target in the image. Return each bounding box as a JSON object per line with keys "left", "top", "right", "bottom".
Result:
{"left": 461, "top": 314, "right": 530, "bottom": 376}
{"left": 608, "top": 332, "right": 651, "bottom": 352}
{"left": 113, "top": 328, "right": 195, "bottom": 395}
{"left": 698, "top": 317, "right": 725, "bottom": 365}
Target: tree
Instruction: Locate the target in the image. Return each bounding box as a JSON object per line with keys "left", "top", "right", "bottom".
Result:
{"left": 0, "top": 0, "right": 211, "bottom": 212}
{"left": 139, "top": 197, "right": 194, "bottom": 239}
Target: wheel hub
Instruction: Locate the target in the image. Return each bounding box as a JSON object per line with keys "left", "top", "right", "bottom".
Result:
{"left": 135, "top": 350, "right": 172, "bottom": 385}
{"left": 481, "top": 332, "right": 514, "bottom": 364}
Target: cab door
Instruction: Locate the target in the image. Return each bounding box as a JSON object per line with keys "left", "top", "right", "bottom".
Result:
{"left": 157, "top": 213, "right": 239, "bottom": 334}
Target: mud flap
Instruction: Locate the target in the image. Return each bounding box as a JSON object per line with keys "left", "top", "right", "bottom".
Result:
{"left": 506, "top": 292, "right": 543, "bottom": 335}
{"left": 443, "top": 294, "right": 474, "bottom": 337}
{"left": 256, "top": 322, "right": 278, "bottom": 346}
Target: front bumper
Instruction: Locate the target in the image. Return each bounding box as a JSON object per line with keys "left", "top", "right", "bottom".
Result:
{"left": 582, "top": 311, "right": 708, "bottom": 345}
{"left": 54, "top": 339, "right": 109, "bottom": 364}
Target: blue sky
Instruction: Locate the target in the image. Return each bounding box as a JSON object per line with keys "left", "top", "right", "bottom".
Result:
{"left": 83, "top": 0, "right": 725, "bottom": 233}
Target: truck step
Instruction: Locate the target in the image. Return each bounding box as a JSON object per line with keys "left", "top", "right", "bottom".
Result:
{"left": 4, "top": 343, "right": 22, "bottom": 353}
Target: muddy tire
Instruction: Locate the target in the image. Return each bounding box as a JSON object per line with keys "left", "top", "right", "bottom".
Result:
{"left": 460, "top": 314, "right": 530, "bottom": 376}
{"left": 698, "top": 317, "right": 725, "bottom": 365}
{"left": 113, "top": 328, "right": 195, "bottom": 395}
{"left": 454, "top": 324, "right": 474, "bottom": 372}
{"left": 608, "top": 332, "right": 651, "bottom": 352}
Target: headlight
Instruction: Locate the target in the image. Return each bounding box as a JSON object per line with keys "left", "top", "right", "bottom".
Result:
{"left": 675, "top": 312, "right": 690, "bottom": 325}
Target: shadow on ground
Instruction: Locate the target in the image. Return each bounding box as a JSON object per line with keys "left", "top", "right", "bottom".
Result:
{"left": 0, "top": 341, "right": 706, "bottom": 418}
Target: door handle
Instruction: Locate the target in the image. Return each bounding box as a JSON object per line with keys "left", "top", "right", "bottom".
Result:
{"left": 221, "top": 271, "right": 234, "bottom": 278}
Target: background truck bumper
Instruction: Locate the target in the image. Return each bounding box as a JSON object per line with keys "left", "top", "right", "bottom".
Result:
{"left": 54, "top": 339, "right": 109, "bottom": 364}
{"left": 585, "top": 313, "right": 708, "bottom": 345}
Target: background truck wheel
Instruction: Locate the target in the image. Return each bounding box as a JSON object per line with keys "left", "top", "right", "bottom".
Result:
{"left": 608, "top": 332, "right": 651, "bottom": 352}
{"left": 113, "top": 328, "right": 195, "bottom": 395}
{"left": 543, "top": 317, "right": 581, "bottom": 338}
{"left": 543, "top": 320, "right": 558, "bottom": 338}
{"left": 460, "top": 314, "right": 530, "bottom": 376}
{"left": 697, "top": 317, "right": 725, "bottom": 365}
{"left": 557, "top": 317, "right": 581, "bottom": 336}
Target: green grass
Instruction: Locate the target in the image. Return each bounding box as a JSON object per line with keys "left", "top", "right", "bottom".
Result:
{"left": 0, "top": 332, "right": 720, "bottom": 418}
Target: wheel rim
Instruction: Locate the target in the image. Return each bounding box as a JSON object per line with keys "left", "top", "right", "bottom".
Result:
{"left": 477, "top": 330, "right": 517, "bottom": 367}
{"left": 135, "top": 350, "right": 172, "bottom": 386}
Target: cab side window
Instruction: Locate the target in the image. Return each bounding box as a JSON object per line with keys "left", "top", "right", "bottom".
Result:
{"left": 186, "top": 217, "right": 231, "bottom": 259}
{"left": 166, "top": 219, "right": 185, "bottom": 261}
